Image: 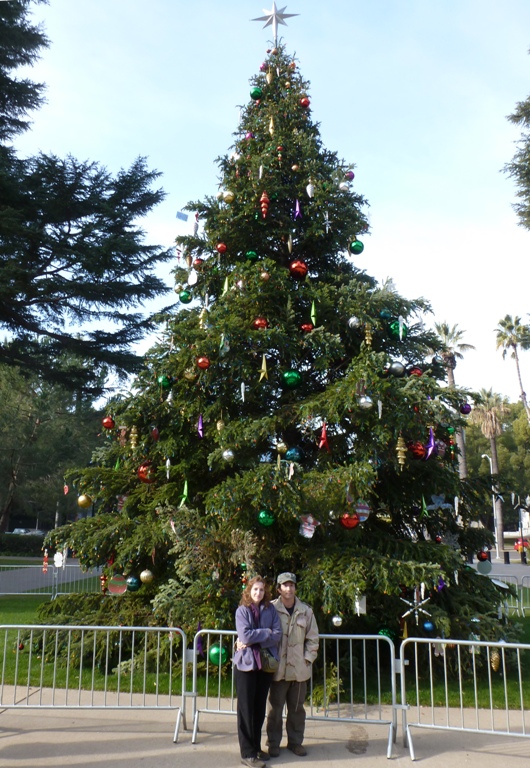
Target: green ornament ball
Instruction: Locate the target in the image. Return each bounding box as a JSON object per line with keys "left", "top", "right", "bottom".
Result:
{"left": 378, "top": 627, "right": 397, "bottom": 642}
{"left": 258, "top": 509, "right": 275, "bottom": 527}
{"left": 282, "top": 369, "right": 302, "bottom": 388}
{"left": 157, "top": 375, "right": 171, "bottom": 389}
{"left": 246, "top": 250, "right": 259, "bottom": 261}
{"left": 350, "top": 239, "right": 364, "bottom": 254}
{"left": 389, "top": 320, "right": 408, "bottom": 339}
{"left": 209, "top": 642, "right": 229, "bottom": 665}
{"left": 179, "top": 290, "right": 192, "bottom": 304}
{"left": 126, "top": 575, "right": 141, "bottom": 592}
{"left": 250, "top": 86, "right": 263, "bottom": 100}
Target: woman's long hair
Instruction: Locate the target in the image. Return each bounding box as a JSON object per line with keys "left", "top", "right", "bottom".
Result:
{"left": 239, "top": 575, "right": 272, "bottom": 607}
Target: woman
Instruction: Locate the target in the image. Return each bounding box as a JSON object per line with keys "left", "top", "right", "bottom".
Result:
{"left": 233, "top": 575, "right": 282, "bottom": 768}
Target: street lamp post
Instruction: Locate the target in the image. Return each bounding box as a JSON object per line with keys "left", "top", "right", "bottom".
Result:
{"left": 481, "top": 454, "right": 499, "bottom": 560}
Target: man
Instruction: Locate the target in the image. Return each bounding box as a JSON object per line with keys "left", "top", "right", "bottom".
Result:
{"left": 266, "top": 572, "right": 319, "bottom": 758}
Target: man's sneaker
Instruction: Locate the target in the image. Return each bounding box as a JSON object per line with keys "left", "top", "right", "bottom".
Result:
{"left": 268, "top": 746, "right": 280, "bottom": 758}
{"left": 241, "top": 758, "right": 265, "bottom": 768}
{"left": 257, "top": 751, "right": 269, "bottom": 761}
{"left": 287, "top": 744, "right": 307, "bottom": 757}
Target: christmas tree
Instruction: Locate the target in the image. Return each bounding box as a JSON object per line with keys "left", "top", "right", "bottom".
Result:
{"left": 48, "top": 12, "right": 509, "bottom": 643}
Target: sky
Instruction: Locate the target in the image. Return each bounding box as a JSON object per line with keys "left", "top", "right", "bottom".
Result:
{"left": 11, "top": 0, "right": 530, "bottom": 403}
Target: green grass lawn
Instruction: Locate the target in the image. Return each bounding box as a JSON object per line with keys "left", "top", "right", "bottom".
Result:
{"left": 0, "top": 595, "right": 49, "bottom": 623}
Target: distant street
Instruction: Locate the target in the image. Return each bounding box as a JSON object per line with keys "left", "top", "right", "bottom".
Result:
{"left": 0, "top": 560, "right": 99, "bottom": 596}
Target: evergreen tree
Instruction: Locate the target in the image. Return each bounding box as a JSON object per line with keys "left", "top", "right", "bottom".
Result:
{"left": 0, "top": 1, "right": 174, "bottom": 391}
{"left": 0, "top": 358, "right": 102, "bottom": 533}
{"left": 49, "top": 41, "right": 506, "bottom": 642}
{"left": 0, "top": 0, "right": 48, "bottom": 142}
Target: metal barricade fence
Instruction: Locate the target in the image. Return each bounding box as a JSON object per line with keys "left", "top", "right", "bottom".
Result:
{"left": 488, "top": 573, "right": 522, "bottom": 615}
{"left": 189, "top": 629, "right": 397, "bottom": 758}
{"left": 522, "top": 575, "right": 530, "bottom": 617}
{"left": 0, "top": 624, "right": 188, "bottom": 742}
{"left": 0, "top": 565, "right": 101, "bottom": 598}
{"left": 400, "top": 636, "right": 530, "bottom": 761}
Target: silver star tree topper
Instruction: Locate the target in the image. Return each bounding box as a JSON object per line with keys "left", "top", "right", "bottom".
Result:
{"left": 252, "top": 2, "right": 299, "bottom": 46}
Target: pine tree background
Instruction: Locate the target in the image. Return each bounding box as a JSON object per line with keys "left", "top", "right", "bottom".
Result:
{"left": 48, "top": 42, "right": 510, "bottom": 643}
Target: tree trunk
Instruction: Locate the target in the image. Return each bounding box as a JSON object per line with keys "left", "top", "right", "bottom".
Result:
{"left": 445, "top": 360, "right": 468, "bottom": 479}
{"left": 490, "top": 436, "right": 504, "bottom": 555}
{"left": 512, "top": 345, "right": 530, "bottom": 425}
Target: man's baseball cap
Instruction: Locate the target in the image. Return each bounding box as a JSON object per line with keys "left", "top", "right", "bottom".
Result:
{"left": 277, "top": 572, "right": 297, "bottom": 585}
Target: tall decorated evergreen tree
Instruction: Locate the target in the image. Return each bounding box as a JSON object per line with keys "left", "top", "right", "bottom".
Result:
{"left": 49, "top": 10, "right": 508, "bottom": 642}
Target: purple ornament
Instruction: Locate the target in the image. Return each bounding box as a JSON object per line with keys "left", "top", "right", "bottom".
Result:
{"left": 423, "top": 427, "right": 437, "bottom": 460}
{"left": 293, "top": 199, "right": 302, "bottom": 220}
{"left": 344, "top": 171, "right": 355, "bottom": 181}
{"left": 198, "top": 414, "right": 204, "bottom": 438}
{"left": 438, "top": 575, "right": 446, "bottom": 591}
{"left": 460, "top": 403, "right": 472, "bottom": 415}
{"left": 245, "top": 131, "right": 255, "bottom": 140}
{"left": 260, "top": 62, "right": 267, "bottom": 71}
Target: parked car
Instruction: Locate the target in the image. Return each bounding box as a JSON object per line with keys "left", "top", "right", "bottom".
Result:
{"left": 11, "top": 528, "right": 32, "bottom": 535}
{"left": 514, "top": 538, "right": 530, "bottom": 552}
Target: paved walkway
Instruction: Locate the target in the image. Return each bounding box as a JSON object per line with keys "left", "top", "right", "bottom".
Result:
{"left": 1, "top": 707, "right": 529, "bottom": 767}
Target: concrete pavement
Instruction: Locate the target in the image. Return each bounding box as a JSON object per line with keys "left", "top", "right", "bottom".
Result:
{"left": 1, "top": 707, "right": 530, "bottom": 767}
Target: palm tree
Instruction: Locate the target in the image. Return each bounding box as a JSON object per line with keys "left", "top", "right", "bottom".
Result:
{"left": 434, "top": 322, "right": 476, "bottom": 479}
{"left": 495, "top": 315, "right": 530, "bottom": 424}
{"left": 469, "top": 389, "right": 508, "bottom": 554}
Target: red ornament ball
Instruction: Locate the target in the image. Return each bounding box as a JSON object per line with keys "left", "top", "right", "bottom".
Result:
{"left": 289, "top": 259, "right": 308, "bottom": 279}
{"left": 408, "top": 442, "right": 426, "bottom": 460}
{"left": 300, "top": 97, "right": 310, "bottom": 108}
{"left": 137, "top": 461, "right": 155, "bottom": 484}
{"left": 252, "top": 317, "right": 269, "bottom": 330}
{"left": 193, "top": 257, "right": 204, "bottom": 270}
{"left": 197, "top": 356, "right": 211, "bottom": 370}
{"left": 300, "top": 323, "right": 314, "bottom": 333}
{"left": 408, "top": 367, "right": 423, "bottom": 377}
{"left": 477, "top": 550, "right": 489, "bottom": 562}
{"left": 340, "top": 512, "right": 360, "bottom": 529}
{"left": 216, "top": 242, "right": 227, "bottom": 254}
{"left": 102, "top": 416, "right": 115, "bottom": 430}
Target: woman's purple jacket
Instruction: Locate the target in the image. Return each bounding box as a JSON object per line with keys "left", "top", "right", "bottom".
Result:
{"left": 232, "top": 602, "right": 282, "bottom": 671}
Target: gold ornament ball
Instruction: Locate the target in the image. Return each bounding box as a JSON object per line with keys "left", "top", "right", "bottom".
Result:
{"left": 223, "top": 190, "right": 235, "bottom": 203}
{"left": 260, "top": 271, "right": 270, "bottom": 281}
{"left": 276, "top": 441, "right": 288, "bottom": 454}
{"left": 140, "top": 569, "right": 154, "bottom": 584}
{"left": 216, "top": 419, "right": 225, "bottom": 432}
{"left": 77, "top": 494, "right": 92, "bottom": 509}
{"left": 291, "top": 164, "right": 299, "bottom": 171}
{"left": 285, "top": 81, "right": 291, "bottom": 88}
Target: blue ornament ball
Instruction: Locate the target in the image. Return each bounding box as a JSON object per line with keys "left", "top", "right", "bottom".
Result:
{"left": 423, "top": 621, "right": 435, "bottom": 632}
{"left": 285, "top": 447, "right": 302, "bottom": 461}
{"left": 126, "top": 575, "right": 141, "bottom": 592}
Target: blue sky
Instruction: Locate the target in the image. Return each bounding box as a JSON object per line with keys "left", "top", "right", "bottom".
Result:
{"left": 13, "top": 0, "right": 530, "bottom": 403}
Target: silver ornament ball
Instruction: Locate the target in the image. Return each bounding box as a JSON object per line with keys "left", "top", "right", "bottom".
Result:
{"left": 358, "top": 395, "right": 373, "bottom": 409}
{"left": 332, "top": 615, "right": 343, "bottom": 627}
